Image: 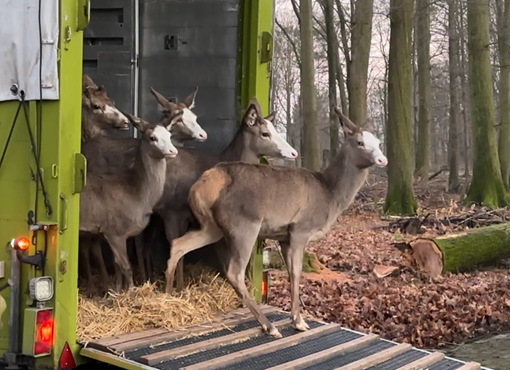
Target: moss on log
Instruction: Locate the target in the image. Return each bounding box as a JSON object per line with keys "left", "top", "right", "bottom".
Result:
{"left": 409, "top": 223, "right": 510, "bottom": 277}
{"left": 268, "top": 250, "right": 324, "bottom": 273}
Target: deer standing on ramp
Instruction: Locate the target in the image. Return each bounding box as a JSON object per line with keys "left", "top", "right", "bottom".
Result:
{"left": 164, "top": 108, "right": 388, "bottom": 337}
{"left": 80, "top": 114, "right": 179, "bottom": 292}
{"left": 139, "top": 98, "right": 298, "bottom": 285}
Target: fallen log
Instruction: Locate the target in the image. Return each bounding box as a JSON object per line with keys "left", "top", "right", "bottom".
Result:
{"left": 409, "top": 223, "right": 510, "bottom": 277}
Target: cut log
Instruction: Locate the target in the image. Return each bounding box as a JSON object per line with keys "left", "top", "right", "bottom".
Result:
{"left": 409, "top": 223, "right": 510, "bottom": 277}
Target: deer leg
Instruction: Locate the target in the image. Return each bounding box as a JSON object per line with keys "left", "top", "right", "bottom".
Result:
{"left": 79, "top": 238, "right": 94, "bottom": 295}
{"left": 222, "top": 227, "right": 281, "bottom": 338}
{"left": 103, "top": 234, "right": 133, "bottom": 292}
{"left": 134, "top": 233, "right": 147, "bottom": 283}
{"left": 165, "top": 226, "right": 223, "bottom": 294}
{"left": 280, "top": 238, "right": 310, "bottom": 332}
{"left": 90, "top": 237, "right": 111, "bottom": 293}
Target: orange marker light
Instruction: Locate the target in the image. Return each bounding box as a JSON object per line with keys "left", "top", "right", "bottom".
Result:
{"left": 11, "top": 237, "right": 30, "bottom": 251}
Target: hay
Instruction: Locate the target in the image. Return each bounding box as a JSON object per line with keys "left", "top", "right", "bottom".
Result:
{"left": 77, "top": 265, "right": 241, "bottom": 343}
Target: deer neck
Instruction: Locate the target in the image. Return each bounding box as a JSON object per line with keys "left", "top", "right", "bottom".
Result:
{"left": 322, "top": 146, "right": 369, "bottom": 216}
{"left": 131, "top": 139, "right": 167, "bottom": 206}
{"left": 81, "top": 111, "right": 105, "bottom": 143}
{"left": 219, "top": 127, "right": 259, "bottom": 163}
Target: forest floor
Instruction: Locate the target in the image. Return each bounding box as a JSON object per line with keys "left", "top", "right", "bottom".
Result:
{"left": 267, "top": 172, "right": 510, "bottom": 364}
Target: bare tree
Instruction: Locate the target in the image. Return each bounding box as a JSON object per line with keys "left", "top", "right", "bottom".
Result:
{"left": 384, "top": 0, "right": 418, "bottom": 214}
{"left": 448, "top": 0, "right": 461, "bottom": 192}
{"left": 295, "top": 0, "right": 320, "bottom": 170}
{"left": 465, "top": 0, "right": 510, "bottom": 206}
{"left": 497, "top": 0, "right": 510, "bottom": 189}
{"left": 347, "top": 0, "right": 374, "bottom": 125}
{"left": 415, "top": 0, "right": 432, "bottom": 181}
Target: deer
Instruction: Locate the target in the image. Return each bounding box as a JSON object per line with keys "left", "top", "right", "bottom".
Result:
{"left": 164, "top": 108, "right": 388, "bottom": 338}
{"left": 135, "top": 98, "right": 298, "bottom": 284}
{"left": 81, "top": 75, "right": 130, "bottom": 142}
{"left": 79, "top": 113, "right": 179, "bottom": 292}
{"left": 79, "top": 87, "right": 207, "bottom": 292}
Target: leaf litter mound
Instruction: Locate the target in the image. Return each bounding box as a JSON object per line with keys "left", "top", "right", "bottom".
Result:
{"left": 77, "top": 265, "right": 240, "bottom": 343}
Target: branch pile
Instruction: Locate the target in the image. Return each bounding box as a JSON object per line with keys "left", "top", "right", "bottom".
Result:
{"left": 380, "top": 207, "right": 510, "bottom": 235}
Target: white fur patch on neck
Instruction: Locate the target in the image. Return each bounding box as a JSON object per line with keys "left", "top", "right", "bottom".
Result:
{"left": 265, "top": 119, "right": 298, "bottom": 159}
{"left": 182, "top": 108, "right": 206, "bottom": 138}
{"left": 104, "top": 104, "right": 127, "bottom": 122}
{"left": 152, "top": 125, "right": 175, "bottom": 154}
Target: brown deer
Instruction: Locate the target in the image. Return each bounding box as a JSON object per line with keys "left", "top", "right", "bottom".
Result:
{"left": 164, "top": 108, "right": 387, "bottom": 337}
{"left": 79, "top": 87, "right": 206, "bottom": 292}
{"left": 81, "top": 75, "right": 130, "bottom": 142}
{"left": 79, "top": 114, "right": 179, "bottom": 292}
{"left": 136, "top": 98, "right": 298, "bottom": 284}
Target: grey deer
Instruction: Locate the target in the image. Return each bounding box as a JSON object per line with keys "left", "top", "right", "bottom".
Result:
{"left": 79, "top": 114, "right": 179, "bottom": 292}
{"left": 81, "top": 74, "right": 130, "bottom": 142}
{"left": 137, "top": 98, "right": 298, "bottom": 285}
{"left": 164, "top": 108, "right": 387, "bottom": 337}
{"left": 79, "top": 87, "right": 206, "bottom": 292}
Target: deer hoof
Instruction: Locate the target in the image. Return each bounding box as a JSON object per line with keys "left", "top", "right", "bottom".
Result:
{"left": 294, "top": 319, "right": 310, "bottom": 332}
{"left": 268, "top": 326, "right": 282, "bottom": 338}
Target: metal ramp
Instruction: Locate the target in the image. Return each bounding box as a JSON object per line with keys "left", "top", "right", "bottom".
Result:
{"left": 80, "top": 305, "right": 488, "bottom": 370}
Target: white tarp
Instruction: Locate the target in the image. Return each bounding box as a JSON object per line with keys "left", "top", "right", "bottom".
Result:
{"left": 0, "top": 0, "right": 59, "bottom": 102}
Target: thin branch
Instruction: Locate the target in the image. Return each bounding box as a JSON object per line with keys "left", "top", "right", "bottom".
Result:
{"left": 275, "top": 18, "right": 302, "bottom": 69}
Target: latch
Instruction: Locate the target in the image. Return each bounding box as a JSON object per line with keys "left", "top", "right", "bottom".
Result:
{"left": 259, "top": 31, "right": 274, "bottom": 64}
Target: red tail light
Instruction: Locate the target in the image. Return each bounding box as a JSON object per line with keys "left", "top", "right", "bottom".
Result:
{"left": 34, "top": 309, "right": 54, "bottom": 356}
{"left": 59, "top": 342, "right": 76, "bottom": 370}
{"left": 262, "top": 270, "right": 269, "bottom": 304}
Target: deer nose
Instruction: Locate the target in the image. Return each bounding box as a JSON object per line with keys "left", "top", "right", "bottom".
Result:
{"left": 376, "top": 157, "right": 388, "bottom": 166}
{"left": 167, "top": 147, "right": 178, "bottom": 158}
{"left": 196, "top": 131, "right": 208, "bottom": 140}
{"left": 290, "top": 150, "right": 298, "bottom": 158}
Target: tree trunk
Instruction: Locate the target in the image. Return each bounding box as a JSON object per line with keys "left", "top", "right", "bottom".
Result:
{"left": 465, "top": 0, "right": 510, "bottom": 207}
{"left": 410, "top": 223, "right": 510, "bottom": 277}
{"left": 448, "top": 0, "right": 461, "bottom": 193}
{"left": 384, "top": 0, "right": 418, "bottom": 215}
{"left": 497, "top": 0, "right": 510, "bottom": 189}
{"left": 323, "top": 0, "right": 340, "bottom": 158}
{"left": 415, "top": 0, "right": 432, "bottom": 182}
{"left": 300, "top": 0, "right": 320, "bottom": 170}
{"left": 347, "top": 0, "right": 374, "bottom": 125}
{"left": 460, "top": 2, "right": 472, "bottom": 178}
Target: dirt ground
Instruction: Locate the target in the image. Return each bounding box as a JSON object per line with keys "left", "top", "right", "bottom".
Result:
{"left": 267, "top": 173, "right": 510, "bottom": 350}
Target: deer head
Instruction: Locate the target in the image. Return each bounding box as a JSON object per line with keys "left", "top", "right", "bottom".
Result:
{"left": 334, "top": 108, "right": 387, "bottom": 168}
{"left": 150, "top": 87, "right": 207, "bottom": 142}
{"left": 126, "top": 114, "right": 179, "bottom": 159}
{"left": 82, "top": 75, "right": 130, "bottom": 131}
{"left": 242, "top": 98, "right": 298, "bottom": 159}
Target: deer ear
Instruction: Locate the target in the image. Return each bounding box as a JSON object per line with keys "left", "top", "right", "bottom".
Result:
{"left": 150, "top": 87, "right": 176, "bottom": 112}
{"left": 243, "top": 104, "right": 259, "bottom": 126}
{"left": 183, "top": 86, "right": 198, "bottom": 109}
{"left": 264, "top": 111, "right": 276, "bottom": 123}
{"left": 83, "top": 75, "right": 97, "bottom": 90}
{"left": 334, "top": 107, "right": 359, "bottom": 136}
{"left": 126, "top": 114, "right": 148, "bottom": 132}
{"left": 364, "top": 118, "right": 375, "bottom": 133}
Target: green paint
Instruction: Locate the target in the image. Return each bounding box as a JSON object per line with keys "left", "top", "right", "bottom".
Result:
{"left": 0, "top": 0, "right": 84, "bottom": 367}
{"left": 238, "top": 0, "right": 274, "bottom": 303}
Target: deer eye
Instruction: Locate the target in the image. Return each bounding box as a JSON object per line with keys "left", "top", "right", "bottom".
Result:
{"left": 150, "top": 135, "right": 158, "bottom": 142}
{"left": 261, "top": 132, "right": 270, "bottom": 138}
{"left": 357, "top": 140, "right": 364, "bottom": 147}
{"left": 93, "top": 104, "right": 101, "bottom": 110}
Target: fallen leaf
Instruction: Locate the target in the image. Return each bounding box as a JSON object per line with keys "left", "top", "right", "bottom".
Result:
{"left": 373, "top": 265, "right": 399, "bottom": 278}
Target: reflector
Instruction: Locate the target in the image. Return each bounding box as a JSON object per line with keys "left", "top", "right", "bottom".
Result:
{"left": 59, "top": 342, "right": 76, "bottom": 370}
